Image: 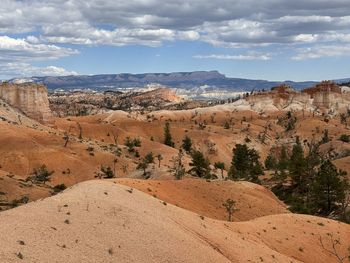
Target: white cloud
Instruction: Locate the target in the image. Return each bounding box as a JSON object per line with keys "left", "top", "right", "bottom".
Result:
{"left": 41, "top": 22, "right": 199, "bottom": 46}
{"left": 0, "top": 36, "right": 78, "bottom": 62}
{"left": 0, "top": 62, "right": 78, "bottom": 79}
{"left": 194, "top": 53, "right": 271, "bottom": 61}
{"left": 0, "top": 0, "right": 350, "bottom": 62}
{"left": 292, "top": 45, "right": 350, "bottom": 60}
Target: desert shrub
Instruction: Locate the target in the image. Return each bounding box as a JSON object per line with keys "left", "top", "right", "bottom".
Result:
{"left": 27, "top": 165, "right": 54, "bottom": 184}
{"left": 53, "top": 184, "right": 67, "bottom": 193}
{"left": 339, "top": 134, "right": 350, "bottom": 143}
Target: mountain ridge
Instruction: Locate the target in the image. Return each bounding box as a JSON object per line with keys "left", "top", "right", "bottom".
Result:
{"left": 9, "top": 71, "right": 324, "bottom": 92}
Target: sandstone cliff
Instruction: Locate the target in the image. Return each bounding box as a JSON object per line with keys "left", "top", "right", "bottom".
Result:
{"left": 0, "top": 82, "right": 53, "bottom": 123}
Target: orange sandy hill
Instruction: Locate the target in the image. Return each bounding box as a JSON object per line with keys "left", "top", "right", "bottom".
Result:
{"left": 117, "top": 178, "right": 289, "bottom": 221}
{"left": 0, "top": 180, "right": 349, "bottom": 263}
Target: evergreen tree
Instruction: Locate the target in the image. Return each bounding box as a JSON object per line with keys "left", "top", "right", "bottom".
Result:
{"left": 164, "top": 122, "right": 175, "bottom": 147}
{"left": 265, "top": 153, "right": 277, "bottom": 170}
{"left": 100, "top": 166, "right": 115, "bottom": 179}
{"left": 289, "top": 136, "right": 307, "bottom": 190}
{"left": 277, "top": 145, "right": 289, "bottom": 170}
{"left": 214, "top": 162, "right": 225, "bottom": 178}
{"left": 311, "top": 160, "right": 348, "bottom": 215}
{"left": 28, "top": 165, "right": 54, "bottom": 184}
{"left": 320, "top": 129, "right": 330, "bottom": 144}
{"left": 137, "top": 161, "right": 149, "bottom": 177}
{"left": 144, "top": 152, "right": 154, "bottom": 164}
{"left": 182, "top": 135, "right": 192, "bottom": 153}
{"left": 229, "top": 144, "right": 263, "bottom": 182}
{"left": 189, "top": 150, "right": 210, "bottom": 178}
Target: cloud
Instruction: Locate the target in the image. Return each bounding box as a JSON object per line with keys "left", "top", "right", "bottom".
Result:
{"left": 0, "top": 0, "right": 350, "bottom": 61}
{"left": 0, "top": 36, "right": 78, "bottom": 62}
{"left": 292, "top": 45, "right": 350, "bottom": 60}
{"left": 41, "top": 22, "right": 199, "bottom": 47}
{"left": 194, "top": 53, "right": 271, "bottom": 61}
{"left": 1, "top": 1, "right": 350, "bottom": 48}
{"left": 0, "top": 62, "right": 78, "bottom": 79}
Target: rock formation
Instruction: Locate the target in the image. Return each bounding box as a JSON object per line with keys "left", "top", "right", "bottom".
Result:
{"left": 243, "top": 82, "right": 350, "bottom": 113}
{"left": 0, "top": 82, "right": 53, "bottom": 123}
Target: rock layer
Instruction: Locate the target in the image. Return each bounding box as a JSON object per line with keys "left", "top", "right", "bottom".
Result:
{"left": 0, "top": 82, "right": 53, "bottom": 123}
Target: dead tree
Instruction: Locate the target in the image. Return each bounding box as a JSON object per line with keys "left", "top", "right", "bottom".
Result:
{"left": 319, "top": 233, "right": 348, "bottom": 263}
{"left": 63, "top": 132, "right": 69, "bottom": 147}
{"left": 222, "top": 199, "right": 238, "bottom": 222}
{"left": 77, "top": 122, "right": 83, "bottom": 140}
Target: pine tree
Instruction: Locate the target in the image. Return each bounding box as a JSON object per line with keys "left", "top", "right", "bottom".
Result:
{"left": 229, "top": 144, "right": 263, "bottom": 182}
{"left": 320, "top": 129, "right": 330, "bottom": 144}
{"left": 289, "top": 136, "right": 307, "bottom": 190}
{"left": 182, "top": 135, "right": 192, "bottom": 153}
{"left": 164, "top": 122, "right": 175, "bottom": 147}
{"left": 311, "top": 160, "right": 349, "bottom": 215}
{"left": 277, "top": 145, "right": 289, "bottom": 170}
{"left": 189, "top": 150, "right": 210, "bottom": 178}
{"left": 265, "top": 153, "right": 277, "bottom": 170}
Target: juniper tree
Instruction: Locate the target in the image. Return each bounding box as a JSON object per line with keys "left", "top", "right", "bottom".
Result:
{"left": 100, "top": 166, "right": 115, "bottom": 179}
{"left": 164, "top": 122, "right": 175, "bottom": 147}
{"left": 182, "top": 135, "right": 192, "bottom": 153}
{"left": 189, "top": 150, "right": 210, "bottom": 178}
{"left": 265, "top": 153, "right": 277, "bottom": 170}
{"left": 28, "top": 165, "right": 54, "bottom": 184}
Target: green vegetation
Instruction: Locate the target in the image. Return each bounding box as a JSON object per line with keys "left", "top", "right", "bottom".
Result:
{"left": 339, "top": 134, "right": 350, "bottom": 143}
{"left": 222, "top": 199, "right": 238, "bottom": 222}
{"left": 214, "top": 162, "right": 225, "bottom": 178}
{"left": 181, "top": 135, "right": 192, "bottom": 153}
{"left": 228, "top": 144, "right": 263, "bottom": 183}
{"left": 100, "top": 166, "right": 115, "bottom": 179}
{"left": 169, "top": 149, "right": 186, "bottom": 180}
{"left": 189, "top": 150, "right": 210, "bottom": 178}
{"left": 27, "top": 165, "right": 54, "bottom": 184}
{"left": 164, "top": 122, "right": 175, "bottom": 147}
{"left": 125, "top": 137, "right": 141, "bottom": 152}
{"left": 137, "top": 152, "right": 155, "bottom": 178}
{"left": 270, "top": 136, "right": 349, "bottom": 221}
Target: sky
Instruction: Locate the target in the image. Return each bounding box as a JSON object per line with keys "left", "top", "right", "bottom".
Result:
{"left": 1, "top": 0, "right": 350, "bottom": 81}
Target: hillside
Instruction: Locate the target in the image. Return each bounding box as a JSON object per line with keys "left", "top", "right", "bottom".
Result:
{"left": 0, "top": 180, "right": 349, "bottom": 263}
{"left": 117, "top": 178, "right": 289, "bottom": 221}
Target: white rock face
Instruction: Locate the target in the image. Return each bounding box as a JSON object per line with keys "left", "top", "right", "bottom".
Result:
{"left": 0, "top": 83, "right": 53, "bottom": 123}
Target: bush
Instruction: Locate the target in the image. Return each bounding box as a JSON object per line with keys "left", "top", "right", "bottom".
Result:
{"left": 100, "top": 166, "right": 115, "bottom": 179}
{"left": 339, "top": 134, "right": 350, "bottom": 143}
{"left": 27, "top": 165, "right": 54, "bottom": 184}
{"left": 53, "top": 184, "right": 67, "bottom": 193}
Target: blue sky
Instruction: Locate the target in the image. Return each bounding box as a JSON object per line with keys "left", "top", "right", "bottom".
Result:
{"left": 1, "top": 0, "right": 350, "bottom": 81}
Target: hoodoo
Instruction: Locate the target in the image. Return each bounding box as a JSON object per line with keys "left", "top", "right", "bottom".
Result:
{"left": 0, "top": 82, "right": 53, "bottom": 124}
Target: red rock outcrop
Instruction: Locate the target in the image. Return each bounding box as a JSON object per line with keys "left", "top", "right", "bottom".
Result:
{"left": 0, "top": 82, "right": 53, "bottom": 124}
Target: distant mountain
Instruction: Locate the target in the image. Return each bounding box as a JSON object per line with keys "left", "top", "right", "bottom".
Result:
{"left": 18, "top": 71, "right": 321, "bottom": 92}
